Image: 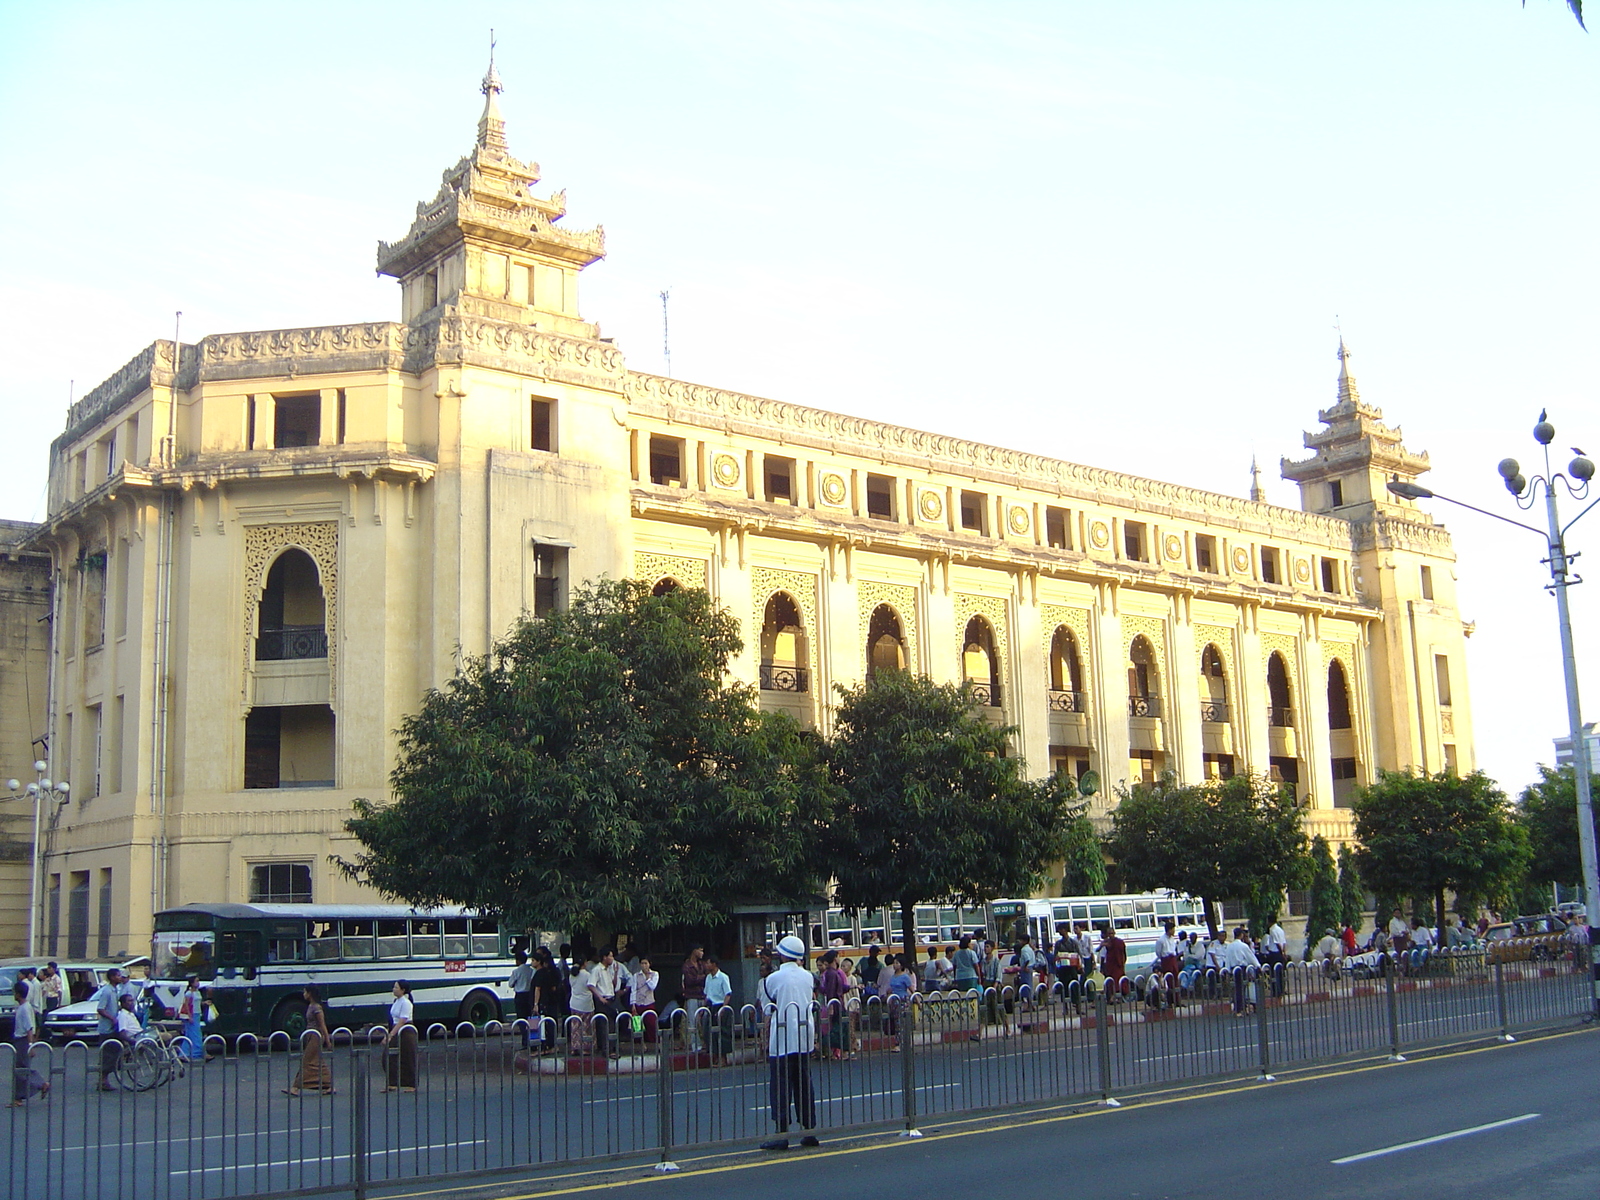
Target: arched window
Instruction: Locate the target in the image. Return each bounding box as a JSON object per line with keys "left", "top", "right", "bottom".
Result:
{"left": 1200, "top": 644, "right": 1228, "bottom": 723}
{"left": 866, "top": 604, "right": 907, "bottom": 679}
{"left": 1327, "top": 660, "right": 1353, "bottom": 730}
{"left": 759, "top": 592, "right": 809, "bottom": 693}
{"left": 1267, "top": 652, "right": 1294, "bottom": 727}
{"left": 1048, "top": 627, "right": 1084, "bottom": 712}
{"left": 1127, "top": 636, "right": 1161, "bottom": 717}
{"left": 651, "top": 577, "right": 680, "bottom": 597}
{"left": 962, "top": 615, "right": 1001, "bottom": 706}
{"left": 256, "top": 548, "right": 327, "bottom": 661}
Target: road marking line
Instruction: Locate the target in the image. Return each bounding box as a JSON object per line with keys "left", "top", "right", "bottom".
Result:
{"left": 169, "top": 1139, "right": 488, "bottom": 1176}
{"left": 1332, "top": 1113, "right": 1540, "bottom": 1164}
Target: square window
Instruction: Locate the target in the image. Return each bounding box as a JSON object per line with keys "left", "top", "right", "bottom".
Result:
{"left": 250, "top": 863, "right": 313, "bottom": 904}
{"left": 1420, "top": 565, "right": 1434, "bottom": 600}
{"left": 1328, "top": 479, "right": 1344, "bottom": 507}
{"left": 1320, "top": 557, "right": 1339, "bottom": 593}
{"left": 866, "top": 473, "right": 895, "bottom": 520}
{"left": 1123, "top": 521, "right": 1147, "bottom": 562}
{"left": 1045, "top": 506, "right": 1070, "bottom": 549}
{"left": 1195, "top": 535, "right": 1216, "bottom": 573}
{"left": 959, "top": 491, "right": 987, "bottom": 533}
{"left": 1261, "top": 547, "right": 1281, "bottom": 584}
{"left": 648, "top": 435, "right": 684, "bottom": 485}
{"left": 531, "top": 398, "right": 555, "bottom": 452}
{"left": 764, "top": 455, "right": 795, "bottom": 504}
{"left": 273, "top": 394, "right": 320, "bottom": 448}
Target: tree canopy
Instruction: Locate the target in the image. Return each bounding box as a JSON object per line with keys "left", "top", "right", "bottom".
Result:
{"left": 1336, "top": 843, "right": 1365, "bottom": 933}
{"left": 1516, "top": 764, "right": 1591, "bottom": 891}
{"left": 824, "top": 671, "right": 1079, "bottom": 952}
{"left": 1352, "top": 769, "right": 1529, "bottom": 945}
{"left": 1303, "top": 836, "right": 1342, "bottom": 957}
{"left": 1104, "top": 773, "right": 1307, "bottom": 937}
{"left": 340, "top": 579, "right": 832, "bottom": 936}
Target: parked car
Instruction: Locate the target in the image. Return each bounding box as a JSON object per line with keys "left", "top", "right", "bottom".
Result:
{"left": 1484, "top": 914, "right": 1569, "bottom": 962}
{"left": 36, "top": 957, "right": 153, "bottom": 1042}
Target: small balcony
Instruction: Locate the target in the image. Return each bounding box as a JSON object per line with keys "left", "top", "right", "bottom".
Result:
{"left": 967, "top": 682, "right": 1002, "bottom": 708}
{"left": 256, "top": 624, "right": 328, "bottom": 661}
{"left": 1268, "top": 705, "right": 1294, "bottom": 729}
{"left": 1047, "top": 689, "right": 1084, "bottom": 713}
{"left": 1129, "top": 695, "right": 1162, "bottom": 718}
{"left": 759, "top": 664, "right": 809, "bottom": 694}
{"left": 1200, "top": 699, "right": 1229, "bottom": 724}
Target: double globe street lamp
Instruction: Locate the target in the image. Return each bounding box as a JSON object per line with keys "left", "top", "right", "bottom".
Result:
{"left": 4, "top": 762, "right": 71, "bottom": 957}
{"left": 1388, "top": 415, "right": 1598, "bottom": 1015}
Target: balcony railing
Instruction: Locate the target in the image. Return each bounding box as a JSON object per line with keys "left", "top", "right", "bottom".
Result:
{"left": 967, "top": 682, "right": 1002, "bottom": 708}
{"left": 1128, "top": 695, "right": 1162, "bottom": 718}
{"left": 1200, "top": 699, "right": 1229, "bottom": 723}
{"left": 1268, "top": 705, "right": 1295, "bottom": 728}
{"left": 758, "top": 664, "right": 809, "bottom": 693}
{"left": 256, "top": 624, "right": 328, "bottom": 661}
{"left": 1047, "top": 689, "right": 1085, "bottom": 713}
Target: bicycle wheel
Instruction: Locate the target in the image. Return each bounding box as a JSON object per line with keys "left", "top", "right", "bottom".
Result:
{"left": 128, "top": 1041, "right": 166, "bottom": 1091}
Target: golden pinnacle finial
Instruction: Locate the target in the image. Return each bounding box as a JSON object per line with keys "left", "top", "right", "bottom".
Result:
{"left": 477, "top": 30, "right": 508, "bottom": 152}
{"left": 482, "top": 29, "right": 502, "bottom": 97}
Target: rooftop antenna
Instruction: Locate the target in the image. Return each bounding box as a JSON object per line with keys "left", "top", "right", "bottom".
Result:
{"left": 660, "top": 289, "right": 672, "bottom": 376}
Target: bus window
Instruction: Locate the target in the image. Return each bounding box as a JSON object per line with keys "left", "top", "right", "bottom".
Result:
{"left": 308, "top": 922, "right": 339, "bottom": 961}
{"left": 341, "top": 920, "right": 375, "bottom": 960}
{"left": 410, "top": 920, "right": 441, "bottom": 957}
{"left": 377, "top": 920, "right": 409, "bottom": 959}
{"left": 470, "top": 918, "right": 500, "bottom": 957}
{"left": 443, "top": 918, "right": 470, "bottom": 958}
{"left": 860, "top": 911, "right": 886, "bottom": 946}
{"left": 218, "top": 931, "right": 262, "bottom": 968}
{"left": 1112, "top": 901, "right": 1135, "bottom": 930}
{"left": 265, "top": 938, "right": 303, "bottom": 964}
{"left": 1087, "top": 902, "right": 1110, "bottom": 925}
{"left": 826, "top": 909, "right": 853, "bottom": 945}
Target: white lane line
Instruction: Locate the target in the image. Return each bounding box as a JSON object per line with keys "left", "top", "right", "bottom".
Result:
{"left": 170, "top": 1139, "right": 488, "bottom": 1176}
{"left": 1332, "top": 1114, "right": 1539, "bottom": 1164}
{"left": 747, "top": 1083, "right": 961, "bottom": 1110}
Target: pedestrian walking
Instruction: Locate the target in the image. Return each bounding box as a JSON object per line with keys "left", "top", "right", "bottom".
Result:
{"left": 39, "top": 964, "right": 63, "bottom": 1014}
{"left": 285, "top": 986, "right": 334, "bottom": 1096}
{"left": 93, "top": 968, "right": 126, "bottom": 1090}
{"left": 588, "top": 949, "right": 630, "bottom": 1057}
{"left": 817, "top": 950, "right": 852, "bottom": 1059}
{"left": 1261, "top": 915, "right": 1288, "bottom": 997}
{"left": 703, "top": 957, "right": 734, "bottom": 1063}
{"left": 680, "top": 946, "right": 709, "bottom": 1051}
{"left": 759, "top": 935, "right": 819, "bottom": 1151}
{"left": 9, "top": 981, "right": 48, "bottom": 1106}
{"left": 1225, "top": 928, "right": 1261, "bottom": 1015}
{"left": 531, "top": 949, "right": 563, "bottom": 1052}
{"left": 567, "top": 952, "right": 597, "bottom": 1054}
{"left": 952, "top": 934, "right": 981, "bottom": 994}
{"left": 177, "top": 976, "right": 205, "bottom": 1060}
{"left": 381, "top": 980, "right": 417, "bottom": 1092}
{"left": 1099, "top": 925, "right": 1128, "bottom": 999}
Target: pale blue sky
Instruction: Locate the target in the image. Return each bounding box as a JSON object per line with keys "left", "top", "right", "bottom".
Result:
{"left": 1, "top": 1, "right": 1595, "bottom": 794}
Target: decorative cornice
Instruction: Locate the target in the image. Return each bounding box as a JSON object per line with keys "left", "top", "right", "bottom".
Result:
{"left": 1349, "top": 514, "right": 1456, "bottom": 558}
{"left": 199, "top": 322, "right": 408, "bottom": 382}
{"left": 406, "top": 310, "right": 625, "bottom": 382}
{"left": 57, "top": 340, "right": 200, "bottom": 449}
{"left": 624, "top": 371, "right": 1358, "bottom": 546}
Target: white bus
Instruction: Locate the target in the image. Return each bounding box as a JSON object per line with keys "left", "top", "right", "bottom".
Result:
{"left": 987, "top": 891, "right": 1209, "bottom": 972}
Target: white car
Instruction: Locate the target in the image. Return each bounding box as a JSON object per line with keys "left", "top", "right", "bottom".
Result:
{"left": 35, "top": 957, "right": 154, "bottom": 1043}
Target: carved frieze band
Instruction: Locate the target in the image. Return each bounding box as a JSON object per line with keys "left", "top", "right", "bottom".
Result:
{"left": 751, "top": 566, "right": 821, "bottom": 689}
{"left": 243, "top": 522, "right": 339, "bottom": 704}
{"left": 858, "top": 580, "right": 919, "bottom": 672}
{"left": 633, "top": 552, "right": 708, "bottom": 593}
{"left": 954, "top": 593, "right": 1011, "bottom": 679}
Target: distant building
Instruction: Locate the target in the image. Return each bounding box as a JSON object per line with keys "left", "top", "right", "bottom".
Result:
{"left": 0, "top": 520, "right": 51, "bottom": 956}
{"left": 18, "top": 66, "right": 1476, "bottom": 956}
{"left": 1554, "top": 723, "right": 1598, "bottom": 773}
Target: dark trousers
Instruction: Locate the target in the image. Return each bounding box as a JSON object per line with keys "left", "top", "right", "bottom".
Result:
{"left": 767, "top": 1053, "right": 816, "bottom": 1132}
{"left": 514, "top": 991, "right": 535, "bottom": 1022}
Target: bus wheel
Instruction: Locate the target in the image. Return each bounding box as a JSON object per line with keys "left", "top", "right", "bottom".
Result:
{"left": 271, "top": 997, "right": 308, "bottom": 1039}
{"left": 458, "top": 989, "right": 500, "bottom": 1027}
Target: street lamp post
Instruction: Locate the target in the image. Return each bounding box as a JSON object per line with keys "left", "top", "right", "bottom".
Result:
{"left": 4, "top": 762, "right": 71, "bottom": 957}
{"left": 1388, "top": 415, "right": 1598, "bottom": 1016}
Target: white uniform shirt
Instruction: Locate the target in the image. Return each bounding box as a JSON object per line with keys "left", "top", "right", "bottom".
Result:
{"left": 389, "top": 994, "right": 414, "bottom": 1026}
{"left": 1224, "top": 940, "right": 1261, "bottom": 970}
{"left": 568, "top": 966, "right": 596, "bottom": 1014}
{"left": 760, "top": 961, "right": 816, "bottom": 1057}
{"left": 1263, "top": 924, "right": 1287, "bottom": 954}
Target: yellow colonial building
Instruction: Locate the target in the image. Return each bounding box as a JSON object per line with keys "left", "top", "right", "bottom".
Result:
{"left": 20, "top": 68, "right": 1474, "bottom": 956}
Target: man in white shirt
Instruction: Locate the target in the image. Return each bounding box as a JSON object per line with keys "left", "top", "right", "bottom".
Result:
{"left": 1225, "top": 928, "right": 1261, "bottom": 1015}
{"left": 759, "top": 935, "right": 819, "bottom": 1151}
{"left": 1261, "top": 917, "right": 1288, "bottom": 997}
{"left": 587, "top": 949, "right": 631, "bottom": 1057}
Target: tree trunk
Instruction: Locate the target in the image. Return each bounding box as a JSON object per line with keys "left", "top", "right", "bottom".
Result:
{"left": 900, "top": 900, "right": 919, "bottom": 969}
{"left": 1202, "top": 896, "right": 1220, "bottom": 940}
{"left": 1436, "top": 887, "right": 1447, "bottom": 952}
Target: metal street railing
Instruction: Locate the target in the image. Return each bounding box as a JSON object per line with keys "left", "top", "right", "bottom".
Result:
{"left": 3, "top": 941, "right": 1590, "bottom": 1200}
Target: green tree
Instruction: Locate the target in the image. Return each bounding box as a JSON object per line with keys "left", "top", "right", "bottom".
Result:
{"left": 1352, "top": 769, "right": 1530, "bottom": 948}
{"left": 1104, "top": 773, "right": 1307, "bottom": 938}
{"left": 340, "top": 579, "right": 833, "bottom": 936}
{"left": 1303, "top": 836, "right": 1342, "bottom": 959}
{"left": 825, "top": 671, "right": 1079, "bottom": 952}
{"left": 1336, "top": 843, "right": 1365, "bottom": 933}
{"left": 1525, "top": 1, "right": 1585, "bottom": 32}
{"left": 1517, "top": 764, "right": 1591, "bottom": 892}
{"left": 1059, "top": 813, "right": 1109, "bottom": 896}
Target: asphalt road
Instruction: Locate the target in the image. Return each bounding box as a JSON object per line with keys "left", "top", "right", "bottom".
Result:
{"left": 520, "top": 1026, "right": 1600, "bottom": 1200}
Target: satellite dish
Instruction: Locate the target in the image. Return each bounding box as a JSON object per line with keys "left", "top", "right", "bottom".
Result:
{"left": 1077, "top": 770, "right": 1101, "bottom": 799}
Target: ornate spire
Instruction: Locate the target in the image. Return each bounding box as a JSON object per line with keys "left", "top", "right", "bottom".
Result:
{"left": 477, "top": 31, "right": 508, "bottom": 153}
{"left": 1249, "top": 456, "right": 1266, "bottom": 503}
{"left": 1336, "top": 335, "right": 1361, "bottom": 406}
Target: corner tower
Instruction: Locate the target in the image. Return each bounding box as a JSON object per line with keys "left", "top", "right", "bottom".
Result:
{"left": 377, "top": 56, "right": 606, "bottom": 339}
{"left": 1282, "top": 341, "right": 1475, "bottom": 778}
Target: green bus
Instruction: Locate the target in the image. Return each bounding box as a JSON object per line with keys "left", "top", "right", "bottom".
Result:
{"left": 152, "top": 903, "right": 517, "bottom": 1038}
